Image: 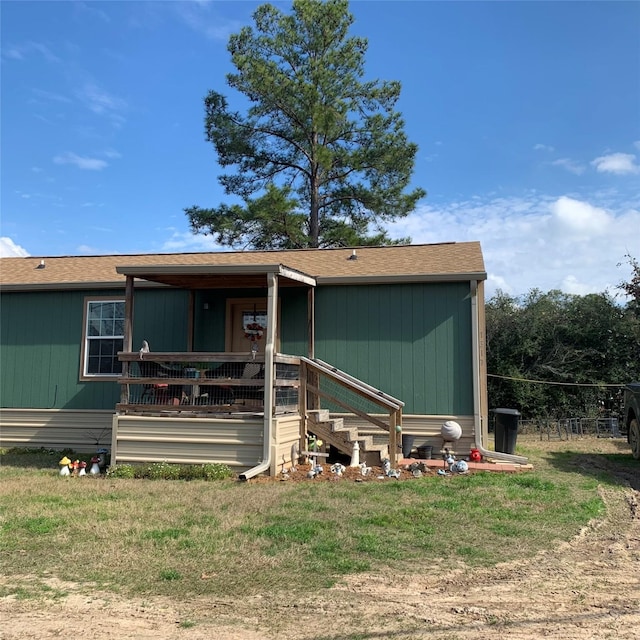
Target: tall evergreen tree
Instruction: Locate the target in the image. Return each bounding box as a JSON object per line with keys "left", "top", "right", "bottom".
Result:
{"left": 185, "top": 0, "right": 425, "bottom": 249}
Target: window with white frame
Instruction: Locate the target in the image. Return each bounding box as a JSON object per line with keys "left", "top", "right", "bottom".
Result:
{"left": 83, "top": 299, "right": 125, "bottom": 377}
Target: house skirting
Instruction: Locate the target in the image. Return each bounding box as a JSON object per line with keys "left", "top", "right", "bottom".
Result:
{"left": 112, "top": 413, "right": 303, "bottom": 475}
{"left": 0, "top": 409, "right": 114, "bottom": 452}
{"left": 339, "top": 413, "right": 478, "bottom": 456}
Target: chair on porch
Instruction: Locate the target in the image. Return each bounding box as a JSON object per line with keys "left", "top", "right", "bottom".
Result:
{"left": 136, "top": 360, "right": 171, "bottom": 405}
{"left": 200, "top": 361, "right": 265, "bottom": 407}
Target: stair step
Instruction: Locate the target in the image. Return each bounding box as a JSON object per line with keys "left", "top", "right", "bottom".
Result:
{"left": 307, "top": 409, "right": 330, "bottom": 422}
{"left": 306, "top": 413, "right": 396, "bottom": 464}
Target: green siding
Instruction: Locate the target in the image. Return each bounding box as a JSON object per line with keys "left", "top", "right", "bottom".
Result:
{"left": 314, "top": 283, "right": 473, "bottom": 415}
{"left": 278, "top": 289, "right": 309, "bottom": 356}
{"left": 193, "top": 288, "right": 309, "bottom": 355}
{"left": 134, "top": 289, "right": 190, "bottom": 352}
{"left": 1, "top": 288, "right": 189, "bottom": 410}
{"left": 1, "top": 282, "right": 473, "bottom": 416}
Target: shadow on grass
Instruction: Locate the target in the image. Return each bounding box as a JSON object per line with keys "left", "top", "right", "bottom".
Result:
{"left": 543, "top": 441, "right": 639, "bottom": 491}
{"left": 0, "top": 447, "right": 88, "bottom": 471}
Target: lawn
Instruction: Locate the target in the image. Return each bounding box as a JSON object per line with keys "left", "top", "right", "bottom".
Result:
{"left": 0, "top": 435, "right": 632, "bottom": 602}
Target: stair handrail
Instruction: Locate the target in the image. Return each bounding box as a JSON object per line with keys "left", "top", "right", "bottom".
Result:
{"left": 299, "top": 357, "right": 403, "bottom": 412}
{"left": 310, "top": 358, "right": 405, "bottom": 410}
{"left": 299, "top": 356, "right": 404, "bottom": 462}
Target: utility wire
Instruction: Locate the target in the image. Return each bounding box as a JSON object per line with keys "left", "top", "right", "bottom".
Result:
{"left": 487, "top": 373, "right": 627, "bottom": 388}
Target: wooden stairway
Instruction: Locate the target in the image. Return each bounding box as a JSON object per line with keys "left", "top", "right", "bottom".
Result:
{"left": 306, "top": 409, "right": 394, "bottom": 464}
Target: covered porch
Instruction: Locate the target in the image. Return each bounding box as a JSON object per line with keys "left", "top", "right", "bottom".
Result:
{"left": 111, "top": 262, "right": 404, "bottom": 478}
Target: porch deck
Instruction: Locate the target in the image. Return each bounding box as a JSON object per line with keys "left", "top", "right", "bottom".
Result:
{"left": 117, "top": 352, "right": 300, "bottom": 417}
{"left": 113, "top": 352, "right": 405, "bottom": 475}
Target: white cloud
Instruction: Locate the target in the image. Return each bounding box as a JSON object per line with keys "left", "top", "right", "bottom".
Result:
{"left": 53, "top": 152, "right": 108, "bottom": 170}
{"left": 550, "top": 158, "right": 586, "bottom": 175}
{"left": 385, "top": 191, "right": 640, "bottom": 299}
{"left": 31, "top": 88, "right": 71, "bottom": 104}
{"left": 161, "top": 230, "right": 227, "bottom": 253}
{"left": 173, "top": 3, "right": 244, "bottom": 41}
{"left": 74, "top": 1, "right": 111, "bottom": 23}
{"left": 534, "top": 143, "right": 555, "bottom": 152}
{"left": 0, "top": 237, "right": 30, "bottom": 257}
{"left": 591, "top": 152, "right": 640, "bottom": 175}
{"left": 76, "top": 244, "right": 99, "bottom": 254}
{"left": 2, "top": 41, "right": 60, "bottom": 63}
{"left": 550, "top": 196, "right": 610, "bottom": 234}
{"left": 75, "top": 83, "right": 127, "bottom": 127}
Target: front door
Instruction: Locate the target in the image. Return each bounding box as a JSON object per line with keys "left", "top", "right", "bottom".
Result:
{"left": 227, "top": 298, "right": 276, "bottom": 355}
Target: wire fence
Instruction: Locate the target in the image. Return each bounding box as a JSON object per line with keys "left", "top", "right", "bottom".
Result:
{"left": 517, "top": 416, "right": 625, "bottom": 440}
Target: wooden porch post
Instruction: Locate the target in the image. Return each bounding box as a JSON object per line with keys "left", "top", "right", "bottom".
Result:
{"left": 187, "top": 290, "right": 195, "bottom": 352}
{"left": 299, "top": 360, "right": 308, "bottom": 456}
{"left": 307, "top": 287, "right": 315, "bottom": 359}
{"left": 121, "top": 275, "right": 135, "bottom": 405}
{"left": 264, "top": 273, "right": 278, "bottom": 474}
{"left": 389, "top": 409, "right": 398, "bottom": 466}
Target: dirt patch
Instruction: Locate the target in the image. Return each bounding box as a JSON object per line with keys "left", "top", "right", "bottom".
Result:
{"left": 2, "top": 437, "right": 639, "bottom": 640}
{"left": 252, "top": 460, "right": 433, "bottom": 483}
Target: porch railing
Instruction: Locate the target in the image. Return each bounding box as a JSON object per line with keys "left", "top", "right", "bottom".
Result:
{"left": 300, "top": 357, "right": 404, "bottom": 459}
{"left": 117, "top": 352, "right": 300, "bottom": 415}
{"left": 117, "top": 352, "right": 404, "bottom": 458}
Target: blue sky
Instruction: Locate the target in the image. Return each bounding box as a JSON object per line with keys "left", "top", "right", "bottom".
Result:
{"left": 1, "top": 0, "right": 639, "bottom": 299}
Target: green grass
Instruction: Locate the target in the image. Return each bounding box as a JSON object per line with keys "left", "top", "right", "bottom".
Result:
{"left": 0, "top": 439, "right": 629, "bottom": 601}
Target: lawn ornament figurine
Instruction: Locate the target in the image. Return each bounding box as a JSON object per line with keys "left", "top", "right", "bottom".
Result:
{"left": 78, "top": 461, "right": 87, "bottom": 476}
{"left": 330, "top": 463, "right": 346, "bottom": 477}
{"left": 349, "top": 440, "right": 360, "bottom": 467}
{"left": 139, "top": 340, "right": 150, "bottom": 359}
{"left": 89, "top": 456, "right": 101, "bottom": 475}
{"left": 469, "top": 448, "right": 482, "bottom": 463}
{"left": 444, "top": 448, "right": 456, "bottom": 471}
{"left": 96, "top": 448, "right": 109, "bottom": 472}
{"left": 451, "top": 459, "right": 469, "bottom": 474}
{"left": 59, "top": 456, "right": 71, "bottom": 476}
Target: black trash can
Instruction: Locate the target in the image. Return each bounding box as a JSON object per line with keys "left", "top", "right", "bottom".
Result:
{"left": 402, "top": 435, "right": 415, "bottom": 459}
{"left": 416, "top": 444, "right": 433, "bottom": 459}
{"left": 493, "top": 408, "right": 520, "bottom": 454}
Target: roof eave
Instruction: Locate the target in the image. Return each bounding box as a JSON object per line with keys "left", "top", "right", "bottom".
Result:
{"left": 317, "top": 272, "right": 487, "bottom": 285}
{"left": 115, "top": 263, "right": 317, "bottom": 287}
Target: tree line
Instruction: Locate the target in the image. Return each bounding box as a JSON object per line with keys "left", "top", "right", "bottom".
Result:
{"left": 486, "top": 256, "right": 640, "bottom": 419}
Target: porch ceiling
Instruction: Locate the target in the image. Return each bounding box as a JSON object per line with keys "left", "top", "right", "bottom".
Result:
{"left": 115, "top": 263, "right": 316, "bottom": 289}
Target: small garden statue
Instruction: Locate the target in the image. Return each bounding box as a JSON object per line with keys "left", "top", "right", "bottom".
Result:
{"left": 59, "top": 456, "right": 71, "bottom": 476}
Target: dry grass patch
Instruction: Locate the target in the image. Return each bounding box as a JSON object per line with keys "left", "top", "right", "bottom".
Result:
{"left": 1, "top": 436, "right": 634, "bottom": 602}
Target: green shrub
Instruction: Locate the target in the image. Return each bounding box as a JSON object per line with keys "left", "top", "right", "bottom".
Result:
{"left": 201, "top": 463, "right": 233, "bottom": 481}
{"left": 104, "top": 461, "right": 233, "bottom": 481}
{"left": 147, "top": 461, "right": 181, "bottom": 480}
{"left": 178, "top": 465, "right": 205, "bottom": 481}
{"left": 107, "top": 464, "right": 135, "bottom": 479}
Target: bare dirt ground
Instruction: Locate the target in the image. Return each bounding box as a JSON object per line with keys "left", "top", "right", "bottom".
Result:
{"left": 2, "top": 436, "right": 639, "bottom": 640}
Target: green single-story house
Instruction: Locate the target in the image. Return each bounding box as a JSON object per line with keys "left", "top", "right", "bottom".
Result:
{"left": 0, "top": 242, "right": 525, "bottom": 477}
